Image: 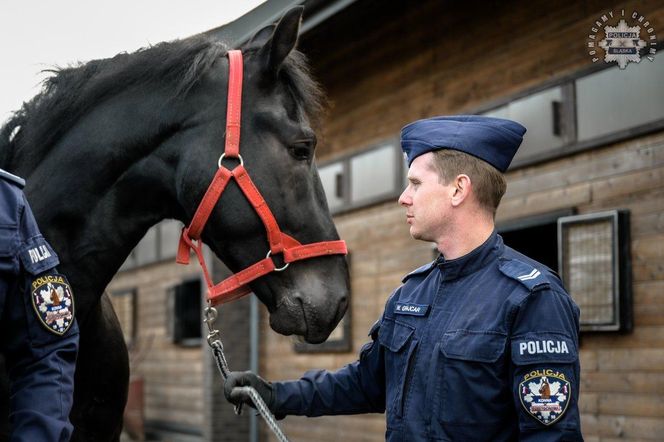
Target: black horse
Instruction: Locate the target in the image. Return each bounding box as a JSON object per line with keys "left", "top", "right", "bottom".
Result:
{"left": 0, "top": 7, "right": 349, "bottom": 441}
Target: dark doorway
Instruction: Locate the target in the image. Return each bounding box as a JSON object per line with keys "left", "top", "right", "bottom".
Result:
{"left": 497, "top": 210, "right": 574, "bottom": 273}
{"left": 500, "top": 222, "right": 558, "bottom": 271}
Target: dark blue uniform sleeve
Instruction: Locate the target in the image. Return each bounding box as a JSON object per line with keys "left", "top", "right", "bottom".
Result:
{"left": 272, "top": 320, "right": 386, "bottom": 417}
{"left": 1, "top": 192, "right": 79, "bottom": 442}
{"left": 510, "top": 287, "right": 583, "bottom": 441}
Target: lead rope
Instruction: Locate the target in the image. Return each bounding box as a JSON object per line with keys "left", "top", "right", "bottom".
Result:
{"left": 204, "top": 306, "right": 291, "bottom": 442}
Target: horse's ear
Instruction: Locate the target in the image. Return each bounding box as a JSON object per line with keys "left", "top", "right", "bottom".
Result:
{"left": 247, "top": 24, "right": 275, "bottom": 49}
{"left": 258, "top": 6, "right": 303, "bottom": 73}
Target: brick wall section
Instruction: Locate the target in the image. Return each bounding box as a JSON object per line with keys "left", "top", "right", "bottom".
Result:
{"left": 260, "top": 1, "right": 664, "bottom": 441}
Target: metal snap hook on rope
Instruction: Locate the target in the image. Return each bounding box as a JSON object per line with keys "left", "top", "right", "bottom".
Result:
{"left": 266, "top": 250, "right": 289, "bottom": 272}
{"left": 203, "top": 307, "right": 221, "bottom": 346}
{"left": 204, "top": 306, "right": 218, "bottom": 327}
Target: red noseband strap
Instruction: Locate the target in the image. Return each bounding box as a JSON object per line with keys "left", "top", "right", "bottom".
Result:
{"left": 176, "top": 50, "right": 347, "bottom": 305}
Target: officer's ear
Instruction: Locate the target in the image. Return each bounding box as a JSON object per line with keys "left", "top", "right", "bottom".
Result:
{"left": 450, "top": 174, "right": 471, "bottom": 207}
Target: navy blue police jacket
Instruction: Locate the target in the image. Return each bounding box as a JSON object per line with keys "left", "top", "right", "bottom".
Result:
{"left": 273, "top": 231, "right": 583, "bottom": 441}
{"left": 0, "top": 169, "right": 79, "bottom": 441}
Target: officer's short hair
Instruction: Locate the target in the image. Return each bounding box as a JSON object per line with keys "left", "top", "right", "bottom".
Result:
{"left": 430, "top": 149, "right": 506, "bottom": 216}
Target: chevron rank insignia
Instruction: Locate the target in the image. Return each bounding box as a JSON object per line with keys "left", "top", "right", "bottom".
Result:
{"left": 499, "top": 258, "right": 549, "bottom": 290}
{"left": 517, "top": 268, "right": 541, "bottom": 281}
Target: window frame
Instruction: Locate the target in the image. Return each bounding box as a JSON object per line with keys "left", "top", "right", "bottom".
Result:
{"left": 110, "top": 287, "right": 138, "bottom": 346}
{"left": 473, "top": 44, "right": 664, "bottom": 170}
{"left": 557, "top": 209, "right": 632, "bottom": 332}
{"left": 318, "top": 137, "right": 403, "bottom": 215}
{"left": 168, "top": 276, "right": 204, "bottom": 347}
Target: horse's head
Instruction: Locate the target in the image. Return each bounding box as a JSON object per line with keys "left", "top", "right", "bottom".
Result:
{"left": 174, "top": 8, "right": 349, "bottom": 343}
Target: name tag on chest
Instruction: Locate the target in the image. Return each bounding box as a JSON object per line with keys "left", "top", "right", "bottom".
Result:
{"left": 395, "top": 302, "right": 430, "bottom": 316}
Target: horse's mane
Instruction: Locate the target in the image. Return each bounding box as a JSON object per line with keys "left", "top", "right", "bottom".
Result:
{"left": 0, "top": 35, "right": 325, "bottom": 168}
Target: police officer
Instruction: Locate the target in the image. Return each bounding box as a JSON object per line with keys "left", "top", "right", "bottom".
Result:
{"left": 225, "top": 116, "right": 583, "bottom": 441}
{"left": 0, "top": 168, "right": 78, "bottom": 441}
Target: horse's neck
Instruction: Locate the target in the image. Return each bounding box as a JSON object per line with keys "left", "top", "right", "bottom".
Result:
{"left": 17, "top": 88, "right": 184, "bottom": 318}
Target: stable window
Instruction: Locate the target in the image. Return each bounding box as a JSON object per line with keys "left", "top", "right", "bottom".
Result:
{"left": 558, "top": 210, "right": 632, "bottom": 332}
{"left": 483, "top": 86, "right": 569, "bottom": 166}
{"left": 318, "top": 139, "right": 403, "bottom": 214}
{"left": 474, "top": 44, "right": 664, "bottom": 169}
{"left": 169, "top": 278, "right": 202, "bottom": 345}
{"left": 350, "top": 144, "right": 399, "bottom": 204}
{"left": 576, "top": 55, "right": 664, "bottom": 142}
{"left": 318, "top": 162, "right": 345, "bottom": 212}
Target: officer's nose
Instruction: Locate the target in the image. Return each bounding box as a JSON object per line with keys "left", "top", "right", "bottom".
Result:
{"left": 398, "top": 187, "right": 411, "bottom": 206}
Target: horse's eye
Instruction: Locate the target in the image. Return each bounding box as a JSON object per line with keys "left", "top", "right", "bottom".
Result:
{"left": 289, "top": 139, "right": 315, "bottom": 161}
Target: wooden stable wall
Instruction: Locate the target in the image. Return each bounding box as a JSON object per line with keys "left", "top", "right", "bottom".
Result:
{"left": 502, "top": 133, "right": 664, "bottom": 440}
{"left": 108, "top": 256, "right": 252, "bottom": 442}
{"left": 108, "top": 261, "right": 206, "bottom": 437}
{"left": 260, "top": 0, "right": 664, "bottom": 441}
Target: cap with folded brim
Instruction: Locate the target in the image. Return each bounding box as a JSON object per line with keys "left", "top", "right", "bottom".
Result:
{"left": 400, "top": 115, "right": 527, "bottom": 172}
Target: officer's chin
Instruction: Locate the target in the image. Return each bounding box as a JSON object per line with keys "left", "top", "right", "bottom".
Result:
{"left": 410, "top": 228, "right": 425, "bottom": 241}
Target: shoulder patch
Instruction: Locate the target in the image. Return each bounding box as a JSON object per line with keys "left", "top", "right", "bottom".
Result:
{"left": 31, "top": 273, "right": 75, "bottom": 335}
{"left": 402, "top": 260, "right": 435, "bottom": 283}
{"left": 0, "top": 168, "right": 25, "bottom": 188}
{"left": 519, "top": 370, "right": 571, "bottom": 425}
{"left": 499, "top": 258, "right": 549, "bottom": 290}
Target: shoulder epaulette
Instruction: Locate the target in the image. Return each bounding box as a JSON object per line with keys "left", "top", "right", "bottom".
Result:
{"left": 0, "top": 168, "right": 25, "bottom": 188}
{"left": 499, "top": 257, "right": 550, "bottom": 291}
{"left": 402, "top": 260, "right": 435, "bottom": 283}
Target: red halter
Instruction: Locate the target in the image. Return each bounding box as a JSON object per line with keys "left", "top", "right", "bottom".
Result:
{"left": 176, "top": 50, "right": 347, "bottom": 306}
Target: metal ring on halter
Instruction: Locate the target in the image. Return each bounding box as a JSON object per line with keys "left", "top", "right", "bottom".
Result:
{"left": 218, "top": 153, "right": 244, "bottom": 168}
{"left": 266, "top": 250, "right": 289, "bottom": 272}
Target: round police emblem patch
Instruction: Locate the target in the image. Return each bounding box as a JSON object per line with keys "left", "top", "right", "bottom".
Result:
{"left": 519, "top": 369, "right": 571, "bottom": 425}
{"left": 31, "top": 274, "right": 75, "bottom": 335}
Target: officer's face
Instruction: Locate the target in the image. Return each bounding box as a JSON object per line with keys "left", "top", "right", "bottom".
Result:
{"left": 398, "top": 153, "right": 455, "bottom": 244}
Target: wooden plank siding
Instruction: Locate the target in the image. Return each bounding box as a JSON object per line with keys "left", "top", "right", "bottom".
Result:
{"left": 107, "top": 260, "right": 206, "bottom": 434}
{"left": 261, "top": 0, "right": 664, "bottom": 441}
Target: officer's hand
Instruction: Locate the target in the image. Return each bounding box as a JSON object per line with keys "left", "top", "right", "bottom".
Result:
{"left": 224, "top": 371, "right": 275, "bottom": 411}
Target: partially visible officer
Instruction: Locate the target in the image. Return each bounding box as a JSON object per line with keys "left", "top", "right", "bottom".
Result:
{"left": 0, "top": 168, "right": 78, "bottom": 441}
{"left": 225, "top": 116, "right": 583, "bottom": 441}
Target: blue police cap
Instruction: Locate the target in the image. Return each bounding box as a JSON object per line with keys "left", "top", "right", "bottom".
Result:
{"left": 400, "top": 115, "right": 527, "bottom": 172}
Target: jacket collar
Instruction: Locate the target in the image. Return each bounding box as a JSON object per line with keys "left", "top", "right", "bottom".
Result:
{"left": 435, "top": 230, "right": 503, "bottom": 281}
